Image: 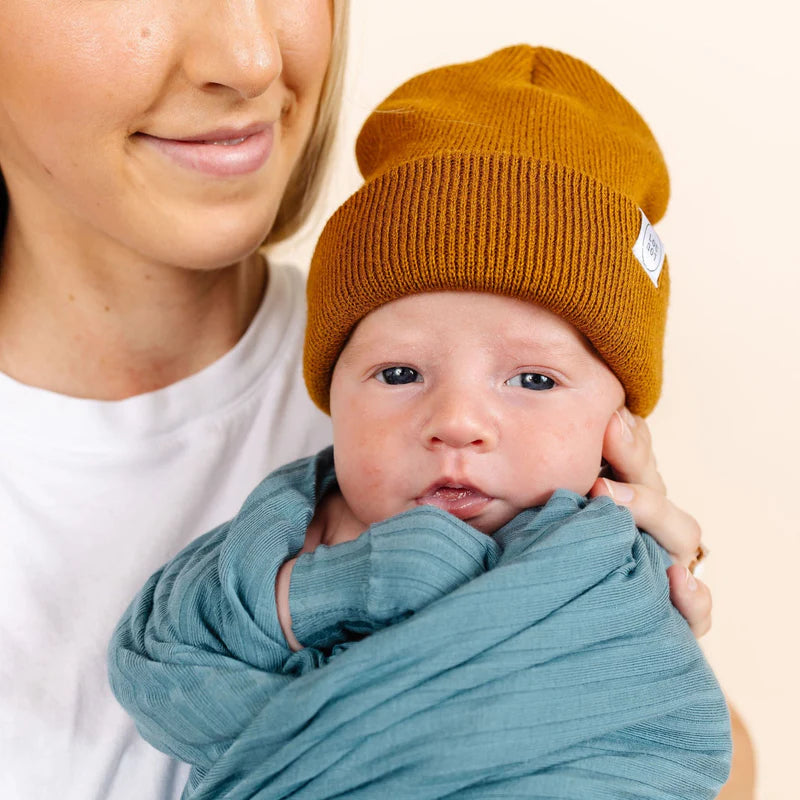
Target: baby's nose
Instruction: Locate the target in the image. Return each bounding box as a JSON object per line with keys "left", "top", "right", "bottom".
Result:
{"left": 421, "top": 391, "right": 498, "bottom": 451}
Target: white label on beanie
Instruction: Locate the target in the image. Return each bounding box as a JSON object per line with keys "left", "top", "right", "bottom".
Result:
{"left": 632, "top": 209, "right": 665, "bottom": 287}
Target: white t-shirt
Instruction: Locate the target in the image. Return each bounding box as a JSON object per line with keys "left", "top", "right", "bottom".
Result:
{"left": 0, "top": 263, "right": 332, "bottom": 800}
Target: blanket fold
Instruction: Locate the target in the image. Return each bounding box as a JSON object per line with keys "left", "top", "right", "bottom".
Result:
{"left": 109, "top": 449, "right": 731, "bottom": 799}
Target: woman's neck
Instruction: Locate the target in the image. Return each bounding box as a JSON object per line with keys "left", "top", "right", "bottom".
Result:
{"left": 0, "top": 220, "right": 268, "bottom": 400}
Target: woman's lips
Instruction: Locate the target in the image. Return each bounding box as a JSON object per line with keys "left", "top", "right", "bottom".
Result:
{"left": 416, "top": 484, "right": 492, "bottom": 520}
{"left": 137, "top": 125, "right": 274, "bottom": 177}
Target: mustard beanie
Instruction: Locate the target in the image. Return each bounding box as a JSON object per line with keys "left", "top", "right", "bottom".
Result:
{"left": 304, "top": 45, "right": 670, "bottom": 416}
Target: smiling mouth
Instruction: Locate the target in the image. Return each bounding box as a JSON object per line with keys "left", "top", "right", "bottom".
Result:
{"left": 416, "top": 484, "right": 492, "bottom": 520}
{"left": 202, "top": 136, "right": 249, "bottom": 146}
{"left": 136, "top": 125, "right": 274, "bottom": 177}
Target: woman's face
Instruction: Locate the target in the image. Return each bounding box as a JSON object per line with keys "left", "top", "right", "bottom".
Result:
{"left": 0, "top": 1, "right": 332, "bottom": 269}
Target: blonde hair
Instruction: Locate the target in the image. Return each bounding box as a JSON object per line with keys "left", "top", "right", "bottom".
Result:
{"left": 266, "top": 0, "right": 350, "bottom": 245}
{"left": 0, "top": 2, "right": 350, "bottom": 248}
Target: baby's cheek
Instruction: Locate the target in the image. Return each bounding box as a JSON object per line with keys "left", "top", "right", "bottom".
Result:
{"left": 562, "top": 415, "right": 609, "bottom": 491}
{"left": 340, "top": 450, "right": 404, "bottom": 526}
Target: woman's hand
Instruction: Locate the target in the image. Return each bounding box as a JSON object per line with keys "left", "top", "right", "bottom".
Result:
{"left": 590, "top": 407, "right": 712, "bottom": 637}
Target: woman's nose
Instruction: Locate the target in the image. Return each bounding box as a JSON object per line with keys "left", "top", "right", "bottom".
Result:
{"left": 421, "top": 389, "right": 498, "bottom": 452}
{"left": 183, "top": 2, "right": 282, "bottom": 100}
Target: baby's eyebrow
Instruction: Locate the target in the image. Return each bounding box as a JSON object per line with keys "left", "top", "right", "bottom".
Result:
{"left": 344, "top": 336, "right": 427, "bottom": 358}
{"left": 492, "top": 333, "right": 587, "bottom": 358}
{"left": 343, "top": 328, "right": 595, "bottom": 365}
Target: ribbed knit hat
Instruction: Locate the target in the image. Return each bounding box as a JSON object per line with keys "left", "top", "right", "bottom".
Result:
{"left": 304, "top": 45, "right": 670, "bottom": 415}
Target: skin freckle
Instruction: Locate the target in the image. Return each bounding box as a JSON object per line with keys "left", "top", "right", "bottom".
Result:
{"left": 104, "top": 306, "right": 110, "bottom": 312}
{"left": 68, "top": 294, "right": 75, "bottom": 302}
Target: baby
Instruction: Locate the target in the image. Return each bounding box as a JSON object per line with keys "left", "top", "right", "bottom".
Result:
{"left": 277, "top": 290, "right": 627, "bottom": 648}
{"left": 110, "top": 46, "right": 731, "bottom": 799}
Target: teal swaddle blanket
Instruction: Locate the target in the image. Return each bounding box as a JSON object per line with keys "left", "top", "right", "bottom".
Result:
{"left": 109, "top": 449, "right": 731, "bottom": 798}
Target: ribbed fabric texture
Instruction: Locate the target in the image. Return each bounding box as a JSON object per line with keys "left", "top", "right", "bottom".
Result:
{"left": 109, "top": 449, "right": 731, "bottom": 799}
{"left": 304, "top": 45, "right": 670, "bottom": 415}
{"left": 290, "top": 510, "right": 498, "bottom": 648}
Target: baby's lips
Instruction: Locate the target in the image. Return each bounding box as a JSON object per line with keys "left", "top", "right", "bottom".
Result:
{"left": 416, "top": 485, "right": 492, "bottom": 520}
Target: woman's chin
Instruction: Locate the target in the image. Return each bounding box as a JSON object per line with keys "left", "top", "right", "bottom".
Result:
{"left": 180, "top": 234, "right": 269, "bottom": 271}
{"left": 137, "top": 212, "right": 277, "bottom": 272}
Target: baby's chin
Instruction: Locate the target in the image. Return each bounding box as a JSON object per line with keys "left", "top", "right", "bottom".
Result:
{"left": 465, "top": 487, "right": 595, "bottom": 535}
{"left": 447, "top": 502, "right": 522, "bottom": 537}
{"left": 469, "top": 509, "right": 521, "bottom": 536}
{"left": 413, "top": 491, "right": 555, "bottom": 536}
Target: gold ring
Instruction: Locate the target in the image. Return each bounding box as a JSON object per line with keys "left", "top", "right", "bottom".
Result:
{"left": 688, "top": 543, "right": 710, "bottom": 576}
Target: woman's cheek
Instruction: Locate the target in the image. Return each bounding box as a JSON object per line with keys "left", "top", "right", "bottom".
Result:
{"left": 275, "top": 0, "right": 333, "bottom": 97}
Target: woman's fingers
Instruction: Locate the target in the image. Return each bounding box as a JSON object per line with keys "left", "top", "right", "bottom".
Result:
{"left": 598, "top": 407, "right": 703, "bottom": 564}
{"left": 591, "top": 477, "right": 711, "bottom": 637}
{"left": 596, "top": 407, "right": 711, "bottom": 638}
{"left": 666, "top": 564, "right": 712, "bottom": 638}
{"left": 602, "top": 407, "right": 666, "bottom": 493}
{"left": 589, "top": 477, "right": 703, "bottom": 566}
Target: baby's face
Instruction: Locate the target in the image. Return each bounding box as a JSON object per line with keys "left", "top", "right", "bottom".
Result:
{"left": 329, "top": 291, "right": 625, "bottom": 535}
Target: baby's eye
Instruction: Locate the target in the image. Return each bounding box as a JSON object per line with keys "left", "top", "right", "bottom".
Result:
{"left": 507, "top": 372, "right": 556, "bottom": 391}
{"left": 375, "top": 366, "right": 422, "bottom": 385}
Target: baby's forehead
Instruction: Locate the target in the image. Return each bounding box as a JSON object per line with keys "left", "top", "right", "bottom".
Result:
{"left": 343, "top": 290, "right": 595, "bottom": 357}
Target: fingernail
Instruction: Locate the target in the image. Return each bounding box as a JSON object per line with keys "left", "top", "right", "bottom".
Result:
{"left": 685, "top": 567, "right": 698, "bottom": 592}
{"left": 615, "top": 409, "right": 634, "bottom": 441}
{"left": 603, "top": 478, "right": 634, "bottom": 503}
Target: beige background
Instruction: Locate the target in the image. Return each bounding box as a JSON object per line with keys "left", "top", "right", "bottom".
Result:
{"left": 272, "top": 2, "right": 800, "bottom": 797}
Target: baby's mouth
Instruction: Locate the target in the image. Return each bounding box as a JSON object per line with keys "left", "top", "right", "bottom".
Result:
{"left": 416, "top": 484, "right": 492, "bottom": 521}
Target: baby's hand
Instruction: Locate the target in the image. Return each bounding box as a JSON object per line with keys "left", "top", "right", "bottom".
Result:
{"left": 591, "top": 407, "right": 711, "bottom": 637}
{"left": 275, "top": 557, "right": 302, "bottom": 651}
{"left": 277, "top": 508, "right": 499, "bottom": 653}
